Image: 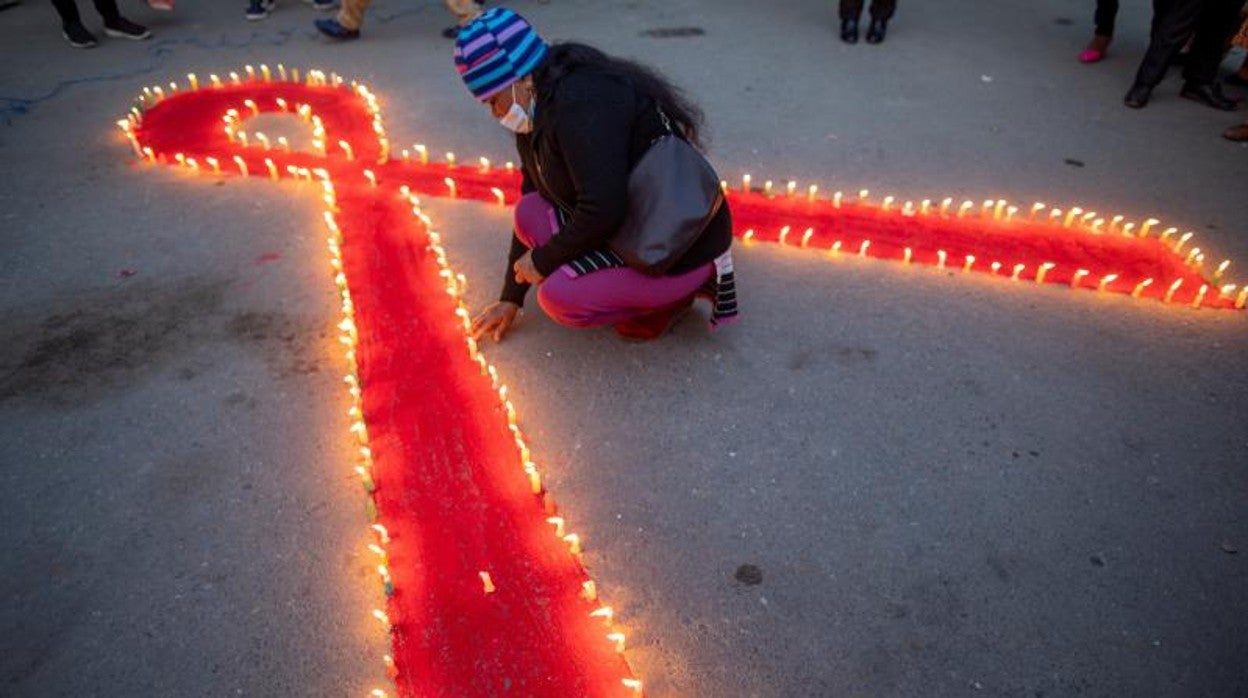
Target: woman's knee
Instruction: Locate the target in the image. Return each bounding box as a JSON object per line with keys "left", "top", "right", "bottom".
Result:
{"left": 537, "top": 279, "right": 600, "bottom": 328}
{"left": 513, "top": 192, "right": 554, "bottom": 248}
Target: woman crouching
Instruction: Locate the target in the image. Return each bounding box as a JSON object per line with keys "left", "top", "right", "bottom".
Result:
{"left": 456, "top": 8, "right": 737, "bottom": 342}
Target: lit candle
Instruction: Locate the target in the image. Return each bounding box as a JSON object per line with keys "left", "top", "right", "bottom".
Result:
{"left": 209, "top": 73, "right": 222, "bottom": 88}
{"left": 1121, "top": 223, "right": 1135, "bottom": 237}
{"left": 1011, "top": 264, "right": 1025, "bottom": 281}
{"left": 1140, "top": 218, "right": 1159, "bottom": 237}
{"left": 1048, "top": 208, "right": 1062, "bottom": 223}
{"left": 940, "top": 198, "right": 953, "bottom": 216}
{"left": 1070, "top": 269, "right": 1089, "bottom": 288}
{"left": 372, "top": 609, "right": 391, "bottom": 633}
{"left": 1164, "top": 278, "right": 1183, "bottom": 303}
{"left": 582, "top": 581, "right": 597, "bottom": 601}
{"left": 742, "top": 229, "right": 755, "bottom": 244}
{"left": 371, "top": 524, "right": 390, "bottom": 543}
{"left": 833, "top": 191, "right": 843, "bottom": 208}
{"left": 245, "top": 64, "right": 256, "bottom": 81}
{"left": 981, "top": 200, "right": 994, "bottom": 217}
{"left": 778, "top": 226, "right": 790, "bottom": 245}
{"left": 1235, "top": 287, "right": 1248, "bottom": 309}
{"left": 414, "top": 144, "right": 428, "bottom": 164}
{"left": 524, "top": 462, "right": 541, "bottom": 493}
{"left": 205, "top": 157, "right": 220, "bottom": 175}
{"left": 994, "top": 200, "right": 1007, "bottom": 221}
{"left": 237, "top": 131, "right": 249, "bottom": 148}
{"left": 445, "top": 152, "right": 456, "bottom": 167}
{"left": 1131, "top": 278, "right": 1153, "bottom": 298}
{"left": 505, "top": 161, "right": 515, "bottom": 172}
{"left": 1190, "top": 284, "right": 1208, "bottom": 309}
{"left": 187, "top": 73, "right": 198, "bottom": 90}
{"left": 991, "top": 261, "right": 1002, "bottom": 275}
{"left": 1175, "top": 232, "right": 1193, "bottom": 252}
{"left": 1063, "top": 207, "right": 1082, "bottom": 227}
{"left": 962, "top": 255, "right": 975, "bottom": 273}
{"left": 830, "top": 241, "right": 842, "bottom": 254}
{"left": 807, "top": 184, "right": 818, "bottom": 202}
{"left": 444, "top": 177, "right": 457, "bottom": 197}
{"left": 1097, "top": 273, "right": 1118, "bottom": 292}
{"left": 277, "top": 136, "right": 290, "bottom": 152}
{"left": 1090, "top": 218, "right": 1104, "bottom": 232}
{"left": 920, "top": 199, "right": 931, "bottom": 215}
{"left": 291, "top": 68, "right": 300, "bottom": 83}
{"left": 479, "top": 571, "right": 496, "bottom": 594}
{"left": 1036, "top": 262, "right": 1055, "bottom": 285}
{"left": 490, "top": 187, "right": 506, "bottom": 206}
{"left": 858, "top": 240, "right": 870, "bottom": 257}
{"left": 1185, "top": 247, "right": 1201, "bottom": 265}
{"left": 786, "top": 180, "right": 796, "bottom": 197}
{"left": 547, "top": 516, "right": 566, "bottom": 538}
{"left": 607, "top": 632, "right": 626, "bottom": 652}
{"left": 902, "top": 247, "right": 912, "bottom": 265}
{"left": 265, "top": 158, "right": 278, "bottom": 180}
{"left": 763, "top": 180, "right": 773, "bottom": 197}
{"left": 742, "top": 173, "right": 751, "bottom": 193}
{"left": 278, "top": 63, "right": 287, "bottom": 81}
{"left": 479, "top": 156, "right": 491, "bottom": 172}
{"left": 1030, "top": 202, "right": 1046, "bottom": 219}
{"left": 1109, "top": 214, "right": 1124, "bottom": 233}
{"left": 261, "top": 64, "right": 271, "bottom": 81}
{"left": 338, "top": 140, "right": 354, "bottom": 160}
{"left": 800, "top": 228, "right": 814, "bottom": 248}
{"left": 936, "top": 250, "right": 947, "bottom": 269}
{"left": 232, "top": 155, "right": 248, "bottom": 176}
{"left": 255, "top": 132, "right": 270, "bottom": 150}
{"left": 1159, "top": 227, "right": 1177, "bottom": 244}
{"left": 1213, "top": 260, "right": 1230, "bottom": 283}
{"left": 622, "top": 678, "right": 643, "bottom": 694}
{"left": 590, "top": 607, "right": 614, "bottom": 623}
{"left": 882, "top": 195, "right": 894, "bottom": 212}
{"left": 364, "top": 169, "right": 377, "bottom": 187}
{"left": 858, "top": 189, "right": 869, "bottom": 202}
{"left": 186, "top": 157, "right": 199, "bottom": 173}
{"left": 957, "top": 200, "right": 972, "bottom": 218}
{"left": 1006, "top": 205, "right": 1018, "bottom": 221}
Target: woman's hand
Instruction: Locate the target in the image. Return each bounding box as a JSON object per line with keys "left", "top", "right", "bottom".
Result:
{"left": 470, "top": 301, "right": 521, "bottom": 343}
{"left": 513, "top": 251, "right": 545, "bottom": 286}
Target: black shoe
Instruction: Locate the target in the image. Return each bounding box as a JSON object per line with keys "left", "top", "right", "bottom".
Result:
{"left": 62, "top": 21, "right": 97, "bottom": 48}
{"left": 840, "top": 18, "right": 858, "bottom": 44}
{"left": 865, "top": 18, "right": 887, "bottom": 44}
{"left": 1124, "top": 83, "right": 1152, "bottom": 109}
{"left": 103, "top": 16, "right": 151, "bottom": 40}
{"left": 1180, "top": 82, "right": 1237, "bottom": 111}
{"left": 1225, "top": 73, "right": 1248, "bottom": 88}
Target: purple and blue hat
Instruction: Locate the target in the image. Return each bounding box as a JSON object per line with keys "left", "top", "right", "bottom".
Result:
{"left": 453, "top": 7, "right": 549, "bottom": 101}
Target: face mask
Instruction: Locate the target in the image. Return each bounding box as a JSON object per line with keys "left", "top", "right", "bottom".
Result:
{"left": 498, "top": 84, "right": 533, "bottom": 134}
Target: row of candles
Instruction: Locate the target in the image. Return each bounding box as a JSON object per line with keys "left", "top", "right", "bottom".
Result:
{"left": 119, "top": 67, "right": 645, "bottom": 694}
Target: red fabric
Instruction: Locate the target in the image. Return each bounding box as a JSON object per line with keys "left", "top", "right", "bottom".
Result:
{"left": 127, "top": 76, "right": 1239, "bottom": 695}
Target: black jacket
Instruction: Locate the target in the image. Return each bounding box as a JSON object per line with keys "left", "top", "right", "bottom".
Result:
{"left": 499, "top": 64, "right": 733, "bottom": 306}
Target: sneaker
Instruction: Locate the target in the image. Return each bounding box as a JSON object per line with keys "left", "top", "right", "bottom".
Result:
{"left": 103, "top": 17, "right": 151, "bottom": 40}
{"left": 314, "top": 17, "right": 359, "bottom": 39}
{"left": 245, "top": 0, "right": 275, "bottom": 20}
{"left": 62, "top": 21, "right": 98, "bottom": 48}
{"left": 304, "top": 0, "right": 337, "bottom": 11}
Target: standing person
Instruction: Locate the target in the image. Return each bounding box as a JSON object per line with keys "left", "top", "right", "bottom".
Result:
{"left": 456, "top": 8, "right": 737, "bottom": 342}
{"left": 314, "top": 0, "right": 482, "bottom": 39}
{"left": 52, "top": 0, "right": 150, "bottom": 47}
{"left": 1124, "top": 0, "right": 1244, "bottom": 110}
{"left": 839, "top": 0, "right": 895, "bottom": 44}
{"left": 1080, "top": 0, "right": 1120, "bottom": 62}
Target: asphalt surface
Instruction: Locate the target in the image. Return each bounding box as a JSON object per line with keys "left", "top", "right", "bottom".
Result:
{"left": 2, "top": 0, "right": 1246, "bottom": 696}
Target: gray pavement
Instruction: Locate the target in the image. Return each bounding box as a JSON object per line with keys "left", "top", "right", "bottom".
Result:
{"left": 2, "top": 0, "right": 1247, "bottom": 696}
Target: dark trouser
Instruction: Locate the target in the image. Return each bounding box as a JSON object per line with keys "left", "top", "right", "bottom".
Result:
{"left": 50, "top": 0, "right": 120, "bottom": 27}
{"left": 840, "top": 0, "right": 896, "bottom": 22}
{"left": 1132, "top": 0, "right": 1243, "bottom": 88}
{"left": 1094, "top": 0, "right": 1120, "bottom": 37}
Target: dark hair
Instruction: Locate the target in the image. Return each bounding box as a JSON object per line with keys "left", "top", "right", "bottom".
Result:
{"left": 534, "top": 42, "right": 708, "bottom": 150}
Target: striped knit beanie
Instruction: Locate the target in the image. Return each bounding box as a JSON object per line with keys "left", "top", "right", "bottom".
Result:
{"left": 453, "top": 8, "right": 549, "bottom": 101}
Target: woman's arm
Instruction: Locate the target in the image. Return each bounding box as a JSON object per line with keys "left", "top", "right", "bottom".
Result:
{"left": 528, "top": 93, "right": 633, "bottom": 277}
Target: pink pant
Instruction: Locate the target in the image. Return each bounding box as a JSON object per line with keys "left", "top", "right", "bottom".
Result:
{"left": 514, "top": 193, "right": 713, "bottom": 328}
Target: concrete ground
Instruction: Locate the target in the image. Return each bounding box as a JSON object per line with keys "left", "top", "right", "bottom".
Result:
{"left": 2, "top": 0, "right": 1246, "bottom": 696}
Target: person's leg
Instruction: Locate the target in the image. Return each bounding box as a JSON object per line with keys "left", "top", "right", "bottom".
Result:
{"left": 537, "top": 263, "right": 712, "bottom": 329}
{"left": 513, "top": 192, "right": 560, "bottom": 249}
{"left": 1182, "top": 0, "right": 1242, "bottom": 86}
{"left": 1094, "top": 0, "right": 1119, "bottom": 37}
{"left": 50, "top": 0, "right": 83, "bottom": 26}
{"left": 839, "top": 0, "right": 864, "bottom": 21}
{"left": 87, "top": 0, "right": 119, "bottom": 21}
{"left": 868, "top": 0, "right": 895, "bottom": 22}
{"left": 336, "top": 0, "right": 368, "bottom": 29}
{"left": 1126, "top": 0, "right": 1200, "bottom": 105}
